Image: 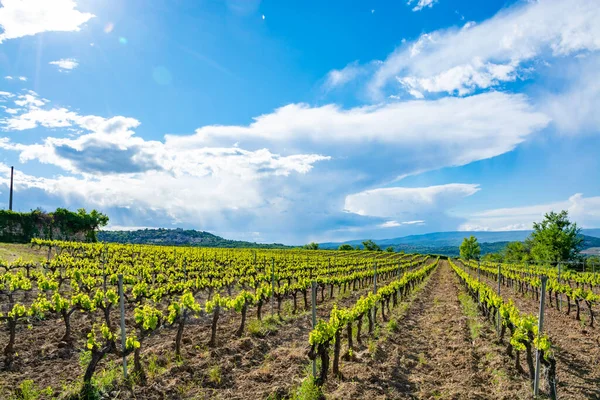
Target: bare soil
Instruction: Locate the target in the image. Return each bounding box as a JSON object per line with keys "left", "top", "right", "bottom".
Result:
{"left": 2, "top": 259, "right": 595, "bottom": 399}
{"left": 325, "top": 260, "right": 532, "bottom": 399}
{"left": 462, "top": 261, "right": 600, "bottom": 400}
{"left": 0, "top": 261, "right": 427, "bottom": 399}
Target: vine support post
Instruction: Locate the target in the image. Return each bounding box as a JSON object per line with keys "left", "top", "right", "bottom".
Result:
{"left": 477, "top": 261, "right": 481, "bottom": 305}
{"left": 497, "top": 264, "right": 501, "bottom": 334}
{"left": 311, "top": 281, "right": 317, "bottom": 378}
{"left": 271, "top": 258, "right": 275, "bottom": 318}
{"left": 373, "top": 262, "right": 377, "bottom": 294}
{"left": 8, "top": 165, "right": 13, "bottom": 211}
{"left": 373, "top": 262, "right": 378, "bottom": 324}
{"left": 118, "top": 274, "right": 128, "bottom": 380}
{"left": 557, "top": 262, "right": 562, "bottom": 311}
{"left": 534, "top": 275, "right": 548, "bottom": 397}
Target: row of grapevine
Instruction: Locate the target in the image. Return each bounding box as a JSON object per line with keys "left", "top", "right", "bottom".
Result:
{"left": 463, "top": 259, "right": 598, "bottom": 327}
{"left": 0, "top": 240, "right": 429, "bottom": 397}
{"left": 449, "top": 259, "right": 557, "bottom": 399}
{"left": 307, "top": 257, "right": 439, "bottom": 383}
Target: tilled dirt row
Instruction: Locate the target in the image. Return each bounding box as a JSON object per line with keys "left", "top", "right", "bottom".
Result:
{"left": 325, "top": 260, "right": 532, "bottom": 399}
{"left": 0, "top": 262, "right": 427, "bottom": 399}
{"left": 459, "top": 260, "right": 600, "bottom": 400}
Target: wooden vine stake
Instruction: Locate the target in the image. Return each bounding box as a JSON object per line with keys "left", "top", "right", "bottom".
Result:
{"left": 534, "top": 275, "right": 548, "bottom": 397}
{"left": 496, "top": 264, "right": 501, "bottom": 334}
{"left": 118, "top": 274, "right": 128, "bottom": 380}
{"left": 311, "top": 281, "right": 317, "bottom": 378}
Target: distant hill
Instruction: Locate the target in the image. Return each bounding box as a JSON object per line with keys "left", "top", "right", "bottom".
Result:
{"left": 97, "top": 228, "right": 291, "bottom": 249}
{"left": 320, "top": 229, "right": 600, "bottom": 256}
{"left": 97, "top": 227, "right": 600, "bottom": 254}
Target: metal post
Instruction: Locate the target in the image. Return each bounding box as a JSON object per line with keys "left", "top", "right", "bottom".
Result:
{"left": 8, "top": 166, "right": 13, "bottom": 211}
{"left": 372, "top": 262, "right": 378, "bottom": 325}
{"left": 497, "top": 264, "right": 501, "bottom": 333}
{"left": 271, "top": 258, "right": 275, "bottom": 318}
{"left": 557, "top": 262, "right": 562, "bottom": 311}
{"left": 534, "top": 276, "right": 547, "bottom": 397}
{"left": 118, "top": 274, "right": 128, "bottom": 379}
{"left": 477, "top": 261, "right": 481, "bottom": 304}
{"left": 311, "top": 281, "right": 317, "bottom": 378}
{"left": 373, "top": 262, "right": 377, "bottom": 294}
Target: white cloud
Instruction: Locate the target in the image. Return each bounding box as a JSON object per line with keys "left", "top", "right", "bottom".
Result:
{"left": 370, "top": 0, "right": 600, "bottom": 98}
{"left": 398, "top": 60, "right": 519, "bottom": 97}
{"left": 542, "top": 55, "right": 600, "bottom": 135}
{"left": 459, "top": 194, "right": 600, "bottom": 231}
{"left": 49, "top": 58, "right": 79, "bottom": 71}
{"left": 408, "top": 0, "right": 438, "bottom": 12}
{"left": 0, "top": 90, "right": 79, "bottom": 130}
{"left": 170, "top": 92, "right": 549, "bottom": 158}
{"left": 0, "top": 88, "right": 549, "bottom": 242}
{"left": 18, "top": 76, "right": 26, "bottom": 81}
{"left": 0, "top": 0, "right": 94, "bottom": 43}
{"left": 13, "top": 91, "right": 46, "bottom": 107}
{"left": 345, "top": 183, "right": 480, "bottom": 218}
{"left": 322, "top": 60, "right": 383, "bottom": 91}
{"left": 4, "top": 76, "right": 13, "bottom": 80}
{"left": 324, "top": 61, "right": 364, "bottom": 90}
{"left": 379, "top": 220, "right": 425, "bottom": 228}
{"left": 380, "top": 220, "right": 401, "bottom": 228}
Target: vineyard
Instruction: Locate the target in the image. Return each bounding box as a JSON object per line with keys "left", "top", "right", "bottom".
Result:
{"left": 0, "top": 241, "right": 598, "bottom": 399}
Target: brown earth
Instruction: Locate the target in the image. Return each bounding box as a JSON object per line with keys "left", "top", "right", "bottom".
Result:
{"left": 0, "top": 260, "right": 428, "bottom": 399}
{"left": 459, "top": 260, "right": 600, "bottom": 400}
{"left": 3, "top": 259, "right": 594, "bottom": 399}
{"left": 325, "top": 260, "right": 532, "bottom": 400}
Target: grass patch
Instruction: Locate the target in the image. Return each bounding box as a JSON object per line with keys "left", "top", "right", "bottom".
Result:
{"left": 208, "top": 365, "right": 222, "bottom": 385}
{"left": 290, "top": 376, "right": 323, "bottom": 400}
{"left": 386, "top": 318, "right": 399, "bottom": 333}
{"left": 0, "top": 243, "right": 47, "bottom": 263}
{"left": 458, "top": 292, "right": 483, "bottom": 341}
{"left": 10, "top": 380, "right": 53, "bottom": 400}
{"left": 248, "top": 316, "right": 281, "bottom": 337}
{"left": 94, "top": 360, "right": 120, "bottom": 393}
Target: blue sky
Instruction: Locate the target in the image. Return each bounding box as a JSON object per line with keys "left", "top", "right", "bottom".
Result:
{"left": 0, "top": 0, "right": 599, "bottom": 245}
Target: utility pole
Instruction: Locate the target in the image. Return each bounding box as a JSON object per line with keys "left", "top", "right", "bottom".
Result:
{"left": 9, "top": 166, "right": 14, "bottom": 211}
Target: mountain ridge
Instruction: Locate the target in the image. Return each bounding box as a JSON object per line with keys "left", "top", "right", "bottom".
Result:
{"left": 319, "top": 229, "right": 600, "bottom": 248}
{"left": 96, "top": 228, "right": 600, "bottom": 256}
{"left": 97, "top": 228, "right": 291, "bottom": 249}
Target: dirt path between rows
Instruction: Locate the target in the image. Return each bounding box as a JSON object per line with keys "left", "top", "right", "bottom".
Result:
{"left": 459, "top": 260, "right": 600, "bottom": 400}
{"left": 326, "top": 260, "right": 532, "bottom": 399}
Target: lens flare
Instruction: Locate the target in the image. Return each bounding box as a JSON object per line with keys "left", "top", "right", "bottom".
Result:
{"left": 152, "top": 66, "right": 172, "bottom": 85}
{"left": 119, "top": 37, "right": 128, "bottom": 45}
{"left": 104, "top": 23, "right": 114, "bottom": 33}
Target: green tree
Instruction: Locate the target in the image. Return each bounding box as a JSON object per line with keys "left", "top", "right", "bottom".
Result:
{"left": 528, "top": 210, "right": 583, "bottom": 263}
{"left": 81, "top": 209, "right": 109, "bottom": 242}
{"left": 482, "top": 252, "right": 503, "bottom": 263}
{"left": 586, "top": 256, "right": 600, "bottom": 272}
{"left": 503, "top": 241, "right": 530, "bottom": 263}
{"left": 338, "top": 244, "right": 354, "bottom": 251}
{"left": 385, "top": 246, "right": 395, "bottom": 252}
{"left": 459, "top": 236, "right": 481, "bottom": 260}
{"left": 303, "top": 242, "right": 319, "bottom": 250}
{"left": 362, "top": 240, "right": 381, "bottom": 251}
